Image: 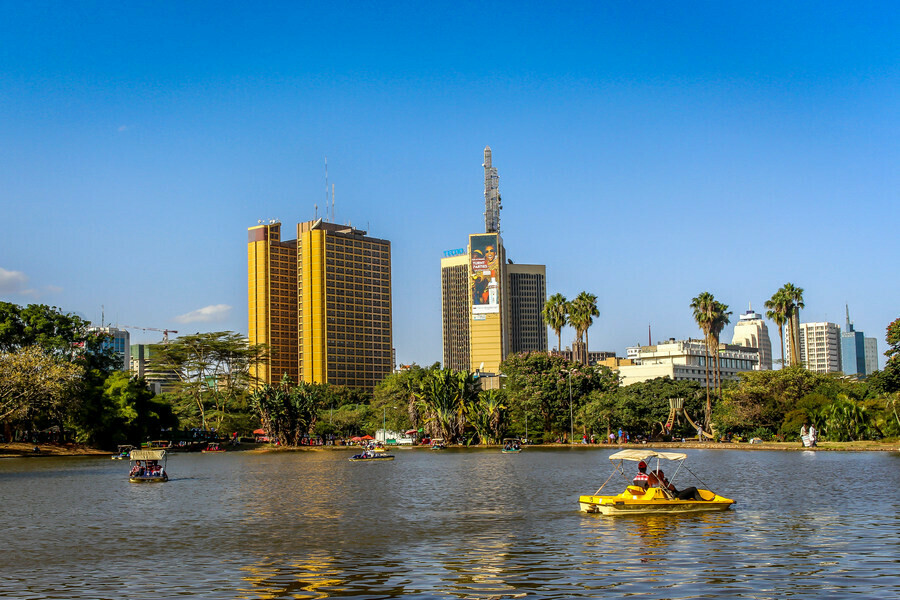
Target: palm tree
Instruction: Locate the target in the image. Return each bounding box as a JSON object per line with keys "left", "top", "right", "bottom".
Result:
{"left": 467, "top": 389, "right": 507, "bottom": 445}
{"left": 568, "top": 291, "right": 600, "bottom": 364}
{"left": 709, "top": 301, "right": 732, "bottom": 397}
{"left": 690, "top": 292, "right": 715, "bottom": 426}
{"left": 780, "top": 283, "right": 805, "bottom": 366}
{"left": 765, "top": 290, "right": 789, "bottom": 367}
{"left": 542, "top": 294, "right": 569, "bottom": 354}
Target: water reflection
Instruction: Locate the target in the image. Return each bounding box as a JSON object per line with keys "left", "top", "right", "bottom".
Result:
{"left": 1, "top": 449, "right": 898, "bottom": 599}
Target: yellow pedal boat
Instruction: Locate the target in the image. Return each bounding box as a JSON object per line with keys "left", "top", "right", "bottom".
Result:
{"left": 579, "top": 449, "right": 734, "bottom": 515}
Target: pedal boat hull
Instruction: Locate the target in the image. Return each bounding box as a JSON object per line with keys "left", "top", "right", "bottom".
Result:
{"left": 579, "top": 485, "right": 734, "bottom": 515}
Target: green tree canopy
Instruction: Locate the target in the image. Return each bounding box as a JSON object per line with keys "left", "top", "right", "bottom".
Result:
{"left": 501, "top": 351, "right": 618, "bottom": 442}
{"left": 0, "top": 302, "right": 90, "bottom": 355}
{"left": 0, "top": 345, "right": 83, "bottom": 424}
{"left": 148, "top": 331, "right": 265, "bottom": 431}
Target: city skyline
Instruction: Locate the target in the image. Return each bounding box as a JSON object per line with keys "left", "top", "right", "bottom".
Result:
{"left": 1, "top": 2, "right": 897, "bottom": 368}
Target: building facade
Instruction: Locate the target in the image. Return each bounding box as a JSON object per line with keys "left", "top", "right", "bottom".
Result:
{"left": 552, "top": 345, "right": 616, "bottom": 365}
{"left": 248, "top": 219, "right": 393, "bottom": 391}
{"left": 841, "top": 328, "right": 866, "bottom": 378}
{"left": 440, "top": 147, "right": 547, "bottom": 375}
{"left": 506, "top": 263, "right": 548, "bottom": 355}
{"left": 248, "top": 222, "right": 299, "bottom": 384}
{"left": 865, "top": 337, "right": 879, "bottom": 374}
{"left": 617, "top": 339, "right": 759, "bottom": 386}
{"left": 440, "top": 251, "right": 471, "bottom": 371}
{"left": 790, "top": 322, "right": 842, "bottom": 374}
{"left": 89, "top": 326, "right": 130, "bottom": 371}
{"left": 730, "top": 307, "right": 773, "bottom": 370}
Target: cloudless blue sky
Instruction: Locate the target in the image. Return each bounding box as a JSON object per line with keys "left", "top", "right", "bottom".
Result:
{"left": 1, "top": 1, "right": 897, "bottom": 368}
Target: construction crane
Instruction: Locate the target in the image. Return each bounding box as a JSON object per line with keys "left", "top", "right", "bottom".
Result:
{"left": 121, "top": 325, "right": 179, "bottom": 343}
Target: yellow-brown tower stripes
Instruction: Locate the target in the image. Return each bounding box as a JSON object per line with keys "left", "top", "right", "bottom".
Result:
{"left": 249, "top": 219, "right": 393, "bottom": 391}
{"left": 248, "top": 223, "right": 298, "bottom": 384}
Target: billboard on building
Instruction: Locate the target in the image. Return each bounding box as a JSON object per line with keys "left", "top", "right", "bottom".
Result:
{"left": 470, "top": 233, "right": 500, "bottom": 315}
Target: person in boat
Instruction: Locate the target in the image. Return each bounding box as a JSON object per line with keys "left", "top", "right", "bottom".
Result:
{"left": 633, "top": 461, "right": 650, "bottom": 490}
{"left": 653, "top": 469, "right": 704, "bottom": 501}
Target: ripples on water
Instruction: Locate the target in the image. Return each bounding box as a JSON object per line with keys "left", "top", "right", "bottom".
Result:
{"left": 1, "top": 448, "right": 898, "bottom": 599}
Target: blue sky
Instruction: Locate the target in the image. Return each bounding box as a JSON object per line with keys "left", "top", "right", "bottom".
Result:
{"left": 1, "top": 1, "right": 897, "bottom": 368}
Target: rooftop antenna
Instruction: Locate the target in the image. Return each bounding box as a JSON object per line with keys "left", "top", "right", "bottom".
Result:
{"left": 324, "top": 156, "right": 329, "bottom": 222}
{"left": 648, "top": 323, "right": 651, "bottom": 346}
{"left": 315, "top": 203, "right": 318, "bottom": 220}
{"left": 332, "top": 183, "right": 335, "bottom": 224}
{"left": 483, "top": 146, "right": 501, "bottom": 234}
{"left": 101, "top": 305, "right": 105, "bottom": 328}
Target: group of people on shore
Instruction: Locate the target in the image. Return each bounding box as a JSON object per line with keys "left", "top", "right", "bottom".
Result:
{"left": 800, "top": 424, "right": 818, "bottom": 447}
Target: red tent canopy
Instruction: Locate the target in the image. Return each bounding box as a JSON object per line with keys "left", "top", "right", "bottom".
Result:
{"left": 253, "top": 429, "right": 266, "bottom": 435}
{"left": 360, "top": 435, "right": 374, "bottom": 440}
{"left": 350, "top": 436, "right": 363, "bottom": 441}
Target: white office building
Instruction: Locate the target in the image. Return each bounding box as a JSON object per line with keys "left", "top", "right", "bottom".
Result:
{"left": 787, "top": 322, "right": 842, "bottom": 374}
{"left": 731, "top": 307, "right": 773, "bottom": 370}
{"left": 618, "top": 338, "right": 759, "bottom": 386}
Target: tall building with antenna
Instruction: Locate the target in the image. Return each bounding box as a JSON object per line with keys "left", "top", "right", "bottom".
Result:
{"left": 441, "top": 147, "right": 547, "bottom": 377}
{"left": 841, "top": 304, "right": 876, "bottom": 378}
{"left": 248, "top": 217, "right": 393, "bottom": 391}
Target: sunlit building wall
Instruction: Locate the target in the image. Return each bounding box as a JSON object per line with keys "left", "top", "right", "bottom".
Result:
{"left": 731, "top": 308, "right": 773, "bottom": 370}
{"left": 618, "top": 339, "right": 758, "bottom": 386}
{"left": 506, "top": 263, "right": 548, "bottom": 355}
{"left": 790, "top": 322, "right": 842, "bottom": 374}
{"left": 248, "top": 222, "right": 299, "bottom": 385}
{"left": 248, "top": 219, "right": 392, "bottom": 391}
{"left": 440, "top": 252, "right": 470, "bottom": 371}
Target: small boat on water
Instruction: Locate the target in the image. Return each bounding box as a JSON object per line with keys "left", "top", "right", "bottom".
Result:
{"left": 128, "top": 449, "right": 169, "bottom": 483}
{"left": 349, "top": 449, "right": 395, "bottom": 461}
{"left": 430, "top": 438, "right": 446, "bottom": 450}
{"left": 111, "top": 445, "right": 134, "bottom": 460}
{"left": 501, "top": 438, "right": 523, "bottom": 453}
{"left": 202, "top": 442, "right": 225, "bottom": 453}
{"left": 579, "top": 449, "right": 734, "bottom": 515}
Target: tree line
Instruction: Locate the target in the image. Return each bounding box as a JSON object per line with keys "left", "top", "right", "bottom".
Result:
{"left": 3, "top": 299, "right": 898, "bottom": 448}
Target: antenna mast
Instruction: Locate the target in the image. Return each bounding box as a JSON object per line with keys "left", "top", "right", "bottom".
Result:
{"left": 324, "top": 156, "right": 329, "bottom": 222}
{"left": 483, "top": 146, "right": 501, "bottom": 234}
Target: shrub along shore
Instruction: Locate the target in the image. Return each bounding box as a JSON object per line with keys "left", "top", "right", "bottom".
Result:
{"left": 5, "top": 439, "right": 897, "bottom": 458}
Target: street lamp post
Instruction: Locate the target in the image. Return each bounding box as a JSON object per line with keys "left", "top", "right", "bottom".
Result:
{"left": 568, "top": 370, "right": 573, "bottom": 444}
{"left": 382, "top": 406, "right": 397, "bottom": 443}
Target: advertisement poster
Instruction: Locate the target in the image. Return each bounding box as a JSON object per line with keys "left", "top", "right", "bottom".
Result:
{"left": 470, "top": 234, "right": 500, "bottom": 315}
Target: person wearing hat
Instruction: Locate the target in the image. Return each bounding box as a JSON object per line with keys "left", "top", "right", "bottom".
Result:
{"left": 632, "top": 460, "right": 650, "bottom": 490}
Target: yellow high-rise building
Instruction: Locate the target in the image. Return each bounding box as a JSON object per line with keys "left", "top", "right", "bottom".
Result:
{"left": 248, "top": 219, "right": 393, "bottom": 391}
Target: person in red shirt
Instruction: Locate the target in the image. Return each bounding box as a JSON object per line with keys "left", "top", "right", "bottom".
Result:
{"left": 632, "top": 460, "right": 650, "bottom": 489}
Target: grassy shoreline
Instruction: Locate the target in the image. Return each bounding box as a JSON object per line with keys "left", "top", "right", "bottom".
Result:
{"left": 3, "top": 439, "right": 897, "bottom": 458}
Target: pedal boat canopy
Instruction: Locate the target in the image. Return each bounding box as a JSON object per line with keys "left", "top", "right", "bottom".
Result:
{"left": 129, "top": 449, "right": 167, "bottom": 461}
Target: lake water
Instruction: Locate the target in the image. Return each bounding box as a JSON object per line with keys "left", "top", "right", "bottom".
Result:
{"left": 2, "top": 447, "right": 898, "bottom": 599}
